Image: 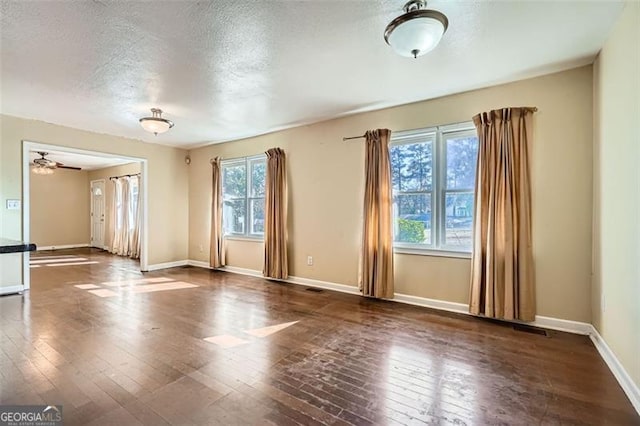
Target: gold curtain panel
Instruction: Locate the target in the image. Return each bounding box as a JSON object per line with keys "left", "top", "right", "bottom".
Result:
{"left": 469, "top": 107, "right": 535, "bottom": 321}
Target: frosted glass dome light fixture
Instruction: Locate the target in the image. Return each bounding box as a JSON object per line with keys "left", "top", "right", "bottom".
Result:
{"left": 32, "top": 165, "right": 54, "bottom": 175}
{"left": 384, "top": 0, "right": 448, "bottom": 59}
{"left": 139, "top": 108, "right": 174, "bottom": 135}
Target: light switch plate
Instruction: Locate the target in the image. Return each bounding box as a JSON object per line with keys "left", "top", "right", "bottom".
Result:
{"left": 6, "top": 199, "right": 21, "bottom": 210}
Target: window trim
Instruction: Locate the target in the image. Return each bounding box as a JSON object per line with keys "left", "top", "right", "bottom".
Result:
{"left": 220, "top": 154, "right": 266, "bottom": 240}
{"left": 390, "top": 121, "right": 477, "bottom": 255}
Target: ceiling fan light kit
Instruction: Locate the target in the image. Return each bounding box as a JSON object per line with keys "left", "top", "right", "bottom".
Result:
{"left": 139, "top": 108, "right": 174, "bottom": 135}
{"left": 31, "top": 151, "right": 82, "bottom": 174}
{"left": 32, "top": 164, "right": 54, "bottom": 175}
{"left": 385, "top": 0, "right": 448, "bottom": 59}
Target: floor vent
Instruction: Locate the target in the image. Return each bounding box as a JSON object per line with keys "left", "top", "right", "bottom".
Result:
{"left": 305, "top": 287, "right": 323, "bottom": 293}
{"left": 513, "top": 324, "right": 548, "bottom": 336}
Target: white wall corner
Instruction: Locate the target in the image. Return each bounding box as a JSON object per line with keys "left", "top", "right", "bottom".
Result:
{"left": 187, "top": 259, "right": 211, "bottom": 269}
{"left": 588, "top": 326, "right": 640, "bottom": 414}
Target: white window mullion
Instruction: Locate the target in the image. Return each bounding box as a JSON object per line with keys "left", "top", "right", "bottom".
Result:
{"left": 245, "top": 158, "right": 251, "bottom": 237}
{"left": 435, "top": 128, "right": 444, "bottom": 250}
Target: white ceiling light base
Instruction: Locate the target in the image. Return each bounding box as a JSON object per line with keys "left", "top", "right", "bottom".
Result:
{"left": 139, "top": 108, "right": 174, "bottom": 135}
{"left": 385, "top": 0, "right": 448, "bottom": 59}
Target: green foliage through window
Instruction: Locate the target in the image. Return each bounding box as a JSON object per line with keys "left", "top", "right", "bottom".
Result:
{"left": 396, "top": 219, "right": 425, "bottom": 243}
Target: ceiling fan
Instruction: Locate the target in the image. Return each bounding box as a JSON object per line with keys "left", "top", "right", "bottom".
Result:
{"left": 32, "top": 151, "right": 81, "bottom": 175}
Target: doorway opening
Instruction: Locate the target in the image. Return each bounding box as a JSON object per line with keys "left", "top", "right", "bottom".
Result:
{"left": 22, "top": 141, "right": 148, "bottom": 290}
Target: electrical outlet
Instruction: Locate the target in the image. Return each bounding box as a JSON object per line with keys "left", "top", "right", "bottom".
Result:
{"left": 307, "top": 256, "right": 313, "bottom": 266}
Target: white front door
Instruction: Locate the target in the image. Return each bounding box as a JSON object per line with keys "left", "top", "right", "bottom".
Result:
{"left": 90, "top": 180, "right": 105, "bottom": 249}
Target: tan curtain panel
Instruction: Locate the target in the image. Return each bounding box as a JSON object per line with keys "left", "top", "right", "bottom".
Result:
{"left": 470, "top": 107, "right": 535, "bottom": 321}
{"left": 263, "top": 148, "right": 288, "bottom": 279}
{"left": 210, "top": 157, "right": 225, "bottom": 268}
{"left": 110, "top": 178, "right": 121, "bottom": 254}
{"left": 359, "top": 129, "right": 394, "bottom": 299}
{"left": 111, "top": 178, "right": 131, "bottom": 256}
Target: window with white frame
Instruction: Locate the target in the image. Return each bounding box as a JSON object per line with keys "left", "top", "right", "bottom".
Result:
{"left": 221, "top": 155, "right": 266, "bottom": 238}
{"left": 389, "top": 122, "right": 479, "bottom": 254}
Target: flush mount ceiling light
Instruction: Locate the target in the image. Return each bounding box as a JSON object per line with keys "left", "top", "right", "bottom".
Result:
{"left": 384, "top": 0, "right": 449, "bottom": 59}
{"left": 139, "top": 108, "right": 174, "bottom": 135}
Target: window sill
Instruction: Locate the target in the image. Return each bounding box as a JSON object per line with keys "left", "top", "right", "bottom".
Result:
{"left": 393, "top": 247, "right": 471, "bottom": 259}
{"left": 224, "top": 236, "right": 264, "bottom": 243}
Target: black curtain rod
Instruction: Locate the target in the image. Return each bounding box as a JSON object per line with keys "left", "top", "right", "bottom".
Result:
{"left": 108, "top": 173, "right": 141, "bottom": 180}
{"left": 342, "top": 107, "right": 539, "bottom": 141}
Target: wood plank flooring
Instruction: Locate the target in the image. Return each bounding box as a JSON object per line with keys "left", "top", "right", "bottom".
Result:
{"left": 1, "top": 248, "right": 637, "bottom": 425}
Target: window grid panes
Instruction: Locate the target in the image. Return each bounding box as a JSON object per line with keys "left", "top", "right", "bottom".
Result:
{"left": 390, "top": 124, "right": 478, "bottom": 253}
{"left": 221, "top": 155, "right": 266, "bottom": 238}
{"left": 390, "top": 137, "right": 434, "bottom": 246}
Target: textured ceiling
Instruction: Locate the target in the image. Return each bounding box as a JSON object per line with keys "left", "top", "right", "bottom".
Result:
{"left": 0, "top": 1, "right": 624, "bottom": 148}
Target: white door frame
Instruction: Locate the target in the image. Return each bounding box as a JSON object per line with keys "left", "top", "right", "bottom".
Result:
{"left": 89, "top": 178, "right": 106, "bottom": 249}
{"left": 22, "top": 141, "right": 149, "bottom": 290}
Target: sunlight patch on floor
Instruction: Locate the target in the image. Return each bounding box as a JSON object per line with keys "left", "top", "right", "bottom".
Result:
{"left": 74, "top": 284, "right": 101, "bottom": 289}
{"left": 48, "top": 261, "right": 99, "bottom": 267}
{"left": 30, "top": 255, "right": 78, "bottom": 260}
{"left": 88, "top": 289, "right": 118, "bottom": 298}
{"left": 30, "top": 257, "right": 88, "bottom": 264}
{"left": 243, "top": 321, "right": 299, "bottom": 338}
{"left": 75, "top": 276, "right": 199, "bottom": 298}
{"left": 130, "top": 282, "right": 198, "bottom": 293}
{"left": 203, "top": 335, "right": 250, "bottom": 348}
{"left": 102, "top": 277, "right": 174, "bottom": 287}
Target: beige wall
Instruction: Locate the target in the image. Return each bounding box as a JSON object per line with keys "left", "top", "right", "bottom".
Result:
{"left": 0, "top": 115, "right": 189, "bottom": 266}
{"left": 88, "top": 162, "right": 141, "bottom": 251}
{"left": 189, "top": 66, "right": 594, "bottom": 322}
{"left": 592, "top": 3, "right": 640, "bottom": 390}
{"left": 30, "top": 168, "right": 90, "bottom": 247}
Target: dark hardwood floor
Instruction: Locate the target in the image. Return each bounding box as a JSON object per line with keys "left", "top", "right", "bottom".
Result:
{"left": 1, "top": 248, "right": 638, "bottom": 425}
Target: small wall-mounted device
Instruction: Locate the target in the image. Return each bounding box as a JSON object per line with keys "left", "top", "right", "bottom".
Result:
{"left": 6, "top": 199, "right": 20, "bottom": 210}
{"left": 185, "top": 155, "right": 191, "bottom": 165}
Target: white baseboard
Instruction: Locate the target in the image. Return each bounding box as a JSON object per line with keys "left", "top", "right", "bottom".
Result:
{"left": 531, "top": 315, "right": 593, "bottom": 335}
{"left": 37, "top": 243, "right": 89, "bottom": 251}
{"left": 145, "top": 260, "right": 189, "bottom": 272}
{"left": 393, "top": 293, "right": 469, "bottom": 315}
{"left": 188, "top": 260, "right": 210, "bottom": 269}
{"left": 207, "top": 264, "right": 361, "bottom": 295}
{"left": 193, "top": 262, "right": 592, "bottom": 333}
{"left": 186, "top": 260, "right": 639, "bottom": 414}
{"left": 0, "top": 285, "right": 24, "bottom": 296}
{"left": 284, "top": 273, "right": 360, "bottom": 295}
{"left": 589, "top": 326, "right": 640, "bottom": 414}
